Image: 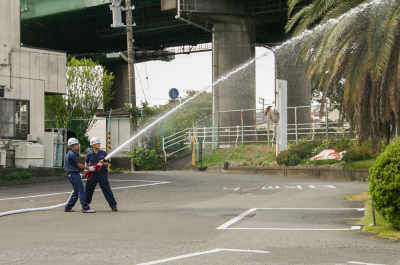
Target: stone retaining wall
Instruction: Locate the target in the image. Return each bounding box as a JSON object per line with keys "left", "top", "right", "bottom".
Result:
{"left": 230, "top": 166, "right": 369, "bottom": 181}
{"left": 0, "top": 168, "right": 65, "bottom": 179}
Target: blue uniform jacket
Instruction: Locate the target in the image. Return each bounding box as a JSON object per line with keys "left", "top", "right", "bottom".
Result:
{"left": 65, "top": 150, "right": 81, "bottom": 173}
{"left": 86, "top": 149, "right": 109, "bottom": 172}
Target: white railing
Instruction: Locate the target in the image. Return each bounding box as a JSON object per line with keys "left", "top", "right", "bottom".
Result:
{"left": 162, "top": 128, "right": 191, "bottom": 160}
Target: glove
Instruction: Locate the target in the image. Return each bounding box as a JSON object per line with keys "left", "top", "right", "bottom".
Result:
{"left": 89, "top": 166, "right": 96, "bottom": 172}
{"left": 98, "top": 161, "right": 103, "bottom": 167}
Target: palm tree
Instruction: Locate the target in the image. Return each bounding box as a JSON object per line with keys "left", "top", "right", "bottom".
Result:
{"left": 285, "top": 0, "right": 400, "bottom": 149}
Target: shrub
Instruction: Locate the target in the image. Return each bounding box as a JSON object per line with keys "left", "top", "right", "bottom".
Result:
{"left": 369, "top": 139, "right": 400, "bottom": 229}
{"left": 1, "top": 171, "right": 33, "bottom": 182}
{"left": 276, "top": 141, "right": 320, "bottom": 166}
{"left": 342, "top": 144, "right": 373, "bottom": 163}
{"left": 276, "top": 151, "right": 302, "bottom": 166}
{"left": 319, "top": 136, "right": 353, "bottom": 152}
{"left": 127, "top": 147, "right": 164, "bottom": 170}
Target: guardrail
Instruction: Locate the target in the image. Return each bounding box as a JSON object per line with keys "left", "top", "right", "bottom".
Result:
{"left": 162, "top": 128, "right": 191, "bottom": 160}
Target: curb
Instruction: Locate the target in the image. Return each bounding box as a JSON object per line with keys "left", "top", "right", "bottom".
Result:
{"left": 227, "top": 166, "right": 369, "bottom": 182}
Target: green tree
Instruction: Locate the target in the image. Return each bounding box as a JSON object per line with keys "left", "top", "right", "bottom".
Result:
{"left": 45, "top": 57, "right": 114, "bottom": 150}
{"left": 285, "top": 0, "right": 400, "bottom": 149}
{"left": 125, "top": 90, "right": 212, "bottom": 151}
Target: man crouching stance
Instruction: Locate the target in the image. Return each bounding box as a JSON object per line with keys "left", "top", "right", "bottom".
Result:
{"left": 64, "top": 138, "right": 96, "bottom": 213}
{"left": 85, "top": 137, "right": 118, "bottom": 211}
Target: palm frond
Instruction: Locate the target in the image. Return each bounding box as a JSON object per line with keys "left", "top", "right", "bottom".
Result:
{"left": 285, "top": 5, "right": 312, "bottom": 33}
{"left": 344, "top": 37, "right": 369, "bottom": 108}
{"left": 321, "top": 0, "right": 367, "bottom": 23}
{"left": 369, "top": 3, "right": 400, "bottom": 81}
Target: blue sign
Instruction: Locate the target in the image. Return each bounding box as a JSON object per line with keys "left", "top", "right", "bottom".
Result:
{"left": 169, "top": 88, "right": 179, "bottom": 100}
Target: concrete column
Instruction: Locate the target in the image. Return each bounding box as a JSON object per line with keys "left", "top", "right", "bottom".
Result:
{"left": 212, "top": 23, "right": 256, "bottom": 143}
{"left": 276, "top": 44, "right": 311, "bottom": 126}
{"left": 104, "top": 64, "right": 134, "bottom": 111}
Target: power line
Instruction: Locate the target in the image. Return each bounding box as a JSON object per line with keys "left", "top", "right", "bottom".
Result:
{"left": 144, "top": 63, "right": 152, "bottom": 104}
{"left": 135, "top": 65, "right": 147, "bottom": 102}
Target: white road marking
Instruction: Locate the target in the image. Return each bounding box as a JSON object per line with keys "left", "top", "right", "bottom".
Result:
{"left": 309, "top": 185, "right": 336, "bottom": 189}
{"left": 217, "top": 208, "right": 364, "bottom": 231}
{"left": 223, "top": 187, "right": 227, "bottom": 189}
{"left": 242, "top": 187, "right": 260, "bottom": 191}
{"left": 217, "top": 208, "right": 258, "bottom": 229}
{"left": 347, "top": 261, "right": 385, "bottom": 265}
{"left": 225, "top": 227, "right": 362, "bottom": 231}
{"left": 136, "top": 248, "right": 270, "bottom": 265}
{"left": 297, "top": 185, "right": 303, "bottom": 189}
{"left": 234, "top": 187, "right": 240, "bottom": 191}
{"left": 262, "top": 186, "right": 279, "bottom": 189}
{"left": 284, "top": 186, "right": 302, "bottom": 189}
{"left": 256, "top": 208, "right": 365, "bottom": 211}
{"left": 0, "top": 180, "right": 169, "bottom": 201}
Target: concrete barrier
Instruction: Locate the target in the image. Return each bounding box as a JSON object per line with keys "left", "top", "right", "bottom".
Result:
{"left": 230, "top": 166, "right": 369, "bottom": 181}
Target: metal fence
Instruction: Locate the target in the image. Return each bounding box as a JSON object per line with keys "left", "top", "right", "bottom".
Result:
{"left": 45, "top": 117, "right": 132, "bottom": 152}
{"left": 46, "top": 104, "right": 353, "bottom": 160}
{"left": 182, "top": 104, "right": 355, "bottom": 161}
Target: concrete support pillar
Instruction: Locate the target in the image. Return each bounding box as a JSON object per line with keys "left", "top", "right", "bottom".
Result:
{"left": 104, "top": 64, "right": 135, "bottom": 111}
{"left": 212, "top": 22, "right": 256, "bottom": 143}
{"left": 276, "top": 44, "right": 311, "bottom": 126}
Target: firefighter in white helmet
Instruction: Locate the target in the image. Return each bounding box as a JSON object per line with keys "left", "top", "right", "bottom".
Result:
{"left": 64, "top": 138, "right": 95, "bottom": 213}
{"left": 84, "top": 137, "right": 118, "bottom": 211}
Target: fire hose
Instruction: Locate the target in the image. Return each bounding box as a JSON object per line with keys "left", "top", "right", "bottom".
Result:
{"left": 0, "top": 163, "right": 103, "bottom": 217}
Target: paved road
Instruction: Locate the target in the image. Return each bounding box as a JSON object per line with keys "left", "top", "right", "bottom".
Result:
{"left": 0, "top": 171, "right": 399, "bottom": 264}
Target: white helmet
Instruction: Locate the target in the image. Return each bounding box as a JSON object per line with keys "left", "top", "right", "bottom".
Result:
{"left": 68, "top": 138, "right": 79, "bottom": 146}
{"left": 90, "top": 137, "right": 101, "bottom": 145}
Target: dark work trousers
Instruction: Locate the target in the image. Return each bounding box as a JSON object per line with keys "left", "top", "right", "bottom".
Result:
{"left": 65, "top": 173, "right": 90, "bottom": 211}
{"left": 85, "top": 171, "right": 117, "bottom": 209}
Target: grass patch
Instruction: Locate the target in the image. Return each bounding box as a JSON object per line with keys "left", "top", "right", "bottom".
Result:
{"left": 1, "top": 171, "right": 34, "bottom": 182}
{"left": 345, "top": 192, "right": 400, "bottom": 241}
{"left": 341, "top": 159, "right": 375, "bottom": 169}
{"left": 201, "top": 144, "right": 276, "bottom": 167}
{"left": 301, "top": 159, "right": 340, "bottom": 166}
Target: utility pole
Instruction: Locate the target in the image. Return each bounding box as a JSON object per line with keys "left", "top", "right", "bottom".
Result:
{"left": 109, "top": 0, "right": 136, "bottom": 108}
{"left": 259, "top": 97, "right": 265, "bottom": 113}
{"left": 125, "top": 0, "right": 135, "bottom": 108}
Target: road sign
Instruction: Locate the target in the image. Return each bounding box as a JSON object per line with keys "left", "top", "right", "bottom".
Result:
{"left": 256, "top": 112, "right": 264, "bottom": 121}
{"left": 169, "top": 88, "right": 179, "bottom": 99}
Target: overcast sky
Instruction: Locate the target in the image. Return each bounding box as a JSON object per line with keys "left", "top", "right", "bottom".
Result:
{"left": 134, "top": 46, "right": 275, "bottom": 111}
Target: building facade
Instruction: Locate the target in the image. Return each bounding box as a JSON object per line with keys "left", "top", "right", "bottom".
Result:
{"left": 0, "top": 0, "right": 66, "bottom": 142}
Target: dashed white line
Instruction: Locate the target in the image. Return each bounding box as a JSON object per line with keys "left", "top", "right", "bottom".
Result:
{"left": 234, "top": 187, "right": 240, "bottom": 191}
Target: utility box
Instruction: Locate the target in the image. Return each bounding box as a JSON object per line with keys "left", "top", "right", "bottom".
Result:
{"left": 27, "top": 134, "right": 38, "bottom": 142}
{"left": 14, "top": 143, "right": 44, "bottom": 168}
{"left": 43, "top": 129, "right": 66, "bottom": 168}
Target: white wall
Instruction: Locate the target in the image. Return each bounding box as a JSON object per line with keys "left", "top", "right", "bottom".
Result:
{"left": 0, "top": 0, "right": 66, "bottom": 142}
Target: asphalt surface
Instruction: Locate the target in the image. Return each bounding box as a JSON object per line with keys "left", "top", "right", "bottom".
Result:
{"left": 0, "top": 171, "right": 399, "bottom": 265}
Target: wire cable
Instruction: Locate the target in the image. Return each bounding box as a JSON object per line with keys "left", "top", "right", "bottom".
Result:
{"left": 135, "top": 65, "right": 147, "bottom": 103}
{"left": 144, "top": 63, "right": 152, "bottom": 104}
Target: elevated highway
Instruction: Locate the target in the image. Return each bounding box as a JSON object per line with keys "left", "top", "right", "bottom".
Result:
{"left": 20, "top": 0, "right": 311, "bottom": 125}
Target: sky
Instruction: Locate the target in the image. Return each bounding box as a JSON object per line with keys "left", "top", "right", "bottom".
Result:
{"left": 134, "top": 46, "right": 276, "bottom": 111}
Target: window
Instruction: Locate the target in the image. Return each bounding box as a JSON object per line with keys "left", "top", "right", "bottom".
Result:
{"left": 0, "top": 99, "right": 30, "bottom": 139}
